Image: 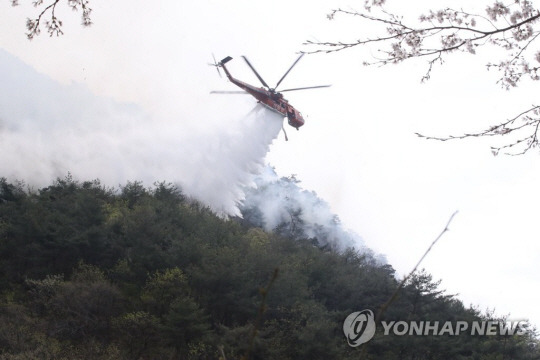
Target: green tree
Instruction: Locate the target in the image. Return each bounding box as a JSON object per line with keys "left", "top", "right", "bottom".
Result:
{"left": 141, "top": 268, "right": 211, "bottom": 357}
{"left": 112, "top": 311, "right": 160, "bottom": 359}
{"left": 0, "top": 177, "right": 539, "bottom": 358}
{"left": 25, "top": 262, "right": 122, "bottom": 341}
{"left": 0, "top": 175, "right": 117, "bottom": 281}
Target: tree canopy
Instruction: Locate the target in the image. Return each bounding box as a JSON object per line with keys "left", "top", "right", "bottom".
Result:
{"left": 0, "top": 175, "right": 538, "bottom": 359}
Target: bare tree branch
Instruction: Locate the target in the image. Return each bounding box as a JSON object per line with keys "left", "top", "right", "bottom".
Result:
{"left": 376, "top": 211, "right": 458, "bottom": 323}
{"left": 359, "top": 211, "right": 458, "bottom": 357}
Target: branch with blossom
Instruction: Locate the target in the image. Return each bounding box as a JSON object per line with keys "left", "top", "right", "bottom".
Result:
{"left": 416, "top": 105, "right": 540, "bottom": 155}
{"left": 11, "top": 0, "right": 92, "bottom": 39}
{"left": 305, "top": 0, "right": 540, "bottom": 154}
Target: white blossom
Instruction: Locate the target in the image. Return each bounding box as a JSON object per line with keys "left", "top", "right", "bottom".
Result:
{"left": 512, "top": 24, "right": 533, "bottom": 41}
{"left": 486, "top": 1, "right": 510, "bottom": 20}
{"left": 465, "top": 39, "right": 476, "bottom": 54}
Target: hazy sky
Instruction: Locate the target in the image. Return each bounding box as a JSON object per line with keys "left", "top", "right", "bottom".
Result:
{"left": 1, "top": 0, "right": 540, "bottom": 327}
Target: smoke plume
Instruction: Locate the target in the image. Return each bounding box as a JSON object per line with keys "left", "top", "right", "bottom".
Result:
{"left": 0, "top": 49, "right": 375, "bottom": 254}
{"left": 0, "top": 49, "right": 282, "bottom": 216}
{"left": 241, "top": 166, "right": 381, "bottom": 258}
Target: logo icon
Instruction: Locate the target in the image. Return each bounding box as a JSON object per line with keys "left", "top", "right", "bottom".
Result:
{"left": 343, "top": 309, "right": 376, "bottom": 346}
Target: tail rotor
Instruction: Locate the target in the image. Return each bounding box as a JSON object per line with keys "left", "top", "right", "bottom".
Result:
{"left": 209, "top": 54, "right": 234, "bottom": 78}
{"left": 208, "top": 53, "right": 223, "bottom": 78}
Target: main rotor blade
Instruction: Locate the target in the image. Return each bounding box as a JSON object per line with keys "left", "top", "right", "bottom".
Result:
{"left": 274, "top": 53, "right": 304, "bottom": 90}
{"left": 210, "top": 90, "right": 249, "bottom": 94}
{"left": 279, "top": 85, "right": 332, "bottom": 92}
{"left": 241, "top": 56, "right": 270, "bottom": 88}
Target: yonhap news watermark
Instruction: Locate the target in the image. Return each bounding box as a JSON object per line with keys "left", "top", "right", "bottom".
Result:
{"left": 343, "top": 309, "right": 530, "bottom": 347}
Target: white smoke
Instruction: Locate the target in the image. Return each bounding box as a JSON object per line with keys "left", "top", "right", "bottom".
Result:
{"left": 0, "top": 49, "right": 380, "bottom": 254}
{"left": 0, "top": 49, "right": 283, "bottom": 216}
{"left": 241, "top": 166, "right": 385, "bottom": 260}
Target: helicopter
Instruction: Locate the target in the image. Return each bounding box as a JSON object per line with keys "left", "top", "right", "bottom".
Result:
{"left": 210, "top": 54, "right": 330, "bottom": 131}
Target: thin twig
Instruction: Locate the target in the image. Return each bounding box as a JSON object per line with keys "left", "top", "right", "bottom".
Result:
{"left": 241, "top": 268, "right": 279, "bottom": 360}
{"left": 376, "top": 211, "right": 458, "bottom": 322}
{"left": 360, "top": 211, "right": 458, "bottom": 358}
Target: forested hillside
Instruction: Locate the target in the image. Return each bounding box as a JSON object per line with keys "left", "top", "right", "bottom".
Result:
{"left": 0, "top": 176, "right": 538, "bottom": 359}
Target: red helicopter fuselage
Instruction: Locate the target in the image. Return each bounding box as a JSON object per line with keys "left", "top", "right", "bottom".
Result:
{"left": 218, "top": 57, "right": 305, "bottom": 129}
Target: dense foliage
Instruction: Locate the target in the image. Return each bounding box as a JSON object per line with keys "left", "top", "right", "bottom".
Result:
{"left": 0, "top": 175, "right": 538, "bottom": 359}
